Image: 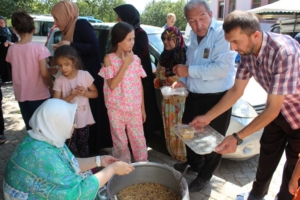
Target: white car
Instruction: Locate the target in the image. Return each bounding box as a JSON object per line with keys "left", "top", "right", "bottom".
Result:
{"left": 45, "top": 23, "right": 267, "bottom": 161}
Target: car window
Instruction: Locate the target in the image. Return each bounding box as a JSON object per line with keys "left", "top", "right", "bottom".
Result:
{"left": 148, "top": 33, "right": 163, "bottom": 53}
{"left": 34, "top": 21, "right": 41, "bottom": 36}
{"left": 54, "top": 31, "right": 62, "bottom": 44}
{"left": 42, "top": 22, "right": 54, "bottom": 36}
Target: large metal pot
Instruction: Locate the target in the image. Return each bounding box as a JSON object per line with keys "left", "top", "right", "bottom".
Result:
{"left": 107, "top": 162, "right": 189, "bottom": 200}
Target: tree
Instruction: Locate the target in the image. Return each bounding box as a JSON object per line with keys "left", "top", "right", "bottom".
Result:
{"left": 76, "top": 0, "right": 126, "bottom": 22}
{"left": 141, "top": 0, "right": 186, "bottom": 31}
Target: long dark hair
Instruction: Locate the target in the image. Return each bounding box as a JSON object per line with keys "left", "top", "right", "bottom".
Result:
{"left": 109, "top": 22, "right": 134, "bottom": 53}
{"left": 53, "top": 45, "right": 83, "bottom": 70}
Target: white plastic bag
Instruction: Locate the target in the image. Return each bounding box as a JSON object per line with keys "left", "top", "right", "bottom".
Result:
{"left": 160, "top": 86, "right": 189, "bottom": 99}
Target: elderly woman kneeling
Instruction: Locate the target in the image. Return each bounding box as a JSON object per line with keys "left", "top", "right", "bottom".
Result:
{"left": 3, "top": 99, "right": 134, "bottom": 199}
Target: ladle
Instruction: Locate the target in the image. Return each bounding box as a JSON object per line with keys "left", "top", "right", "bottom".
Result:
{"left": 177, "top": 164, "right": 190, "bottom": 187}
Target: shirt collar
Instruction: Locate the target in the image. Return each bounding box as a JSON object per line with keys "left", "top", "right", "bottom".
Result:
{"left": 256, "top": 31, "right": 267, "bottom": 59}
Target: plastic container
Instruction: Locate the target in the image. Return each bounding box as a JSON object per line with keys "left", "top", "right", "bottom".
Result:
{"left": 173, "top": 124, "right": 224, "bottom": 155}
{"left": 176, "top": 124, "right": 196, "bottom": 139}
{"left": 160, "top": 86, "right": 189, "bottom": 99}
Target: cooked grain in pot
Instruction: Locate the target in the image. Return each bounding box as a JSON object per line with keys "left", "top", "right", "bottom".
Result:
{"left": 117, "top": 182, "right": 181, "bottom": 200}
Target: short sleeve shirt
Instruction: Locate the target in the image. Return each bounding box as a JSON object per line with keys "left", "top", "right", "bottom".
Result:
{"left": 236, "top": 32, "right": 300, "bottom": 130}
{"left": 99, "top": 53, "right": 146, "bottom": 111}
{"left": 53, "top": 70, "right": 95, "bottom": 128}
{"left": 6, "top": 42, "right": 51, "bottom": 101}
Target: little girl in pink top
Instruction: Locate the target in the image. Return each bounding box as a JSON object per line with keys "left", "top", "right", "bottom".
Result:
{"left": 99, "top": 22, "right": 148, "bottom": 163}
{"left": 6, "top": 11, "right": 53, "bottom": 130}
{"left": 53, "top": 45, "right": 98, "bottom": 157}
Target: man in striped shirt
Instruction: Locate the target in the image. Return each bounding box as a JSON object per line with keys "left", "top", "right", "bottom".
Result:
{"left": 190, "top": 10, "right": 300, "bottom": 200}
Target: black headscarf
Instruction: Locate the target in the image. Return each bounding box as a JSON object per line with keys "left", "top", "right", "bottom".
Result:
{"left": 113, "top": 4, "right": 140, "bottom": 28}
{"left": 0, "top": 16, "right": 11, "bottom": 41}
{"left": 159, "top": 26, "right": 187, "bottom": 77}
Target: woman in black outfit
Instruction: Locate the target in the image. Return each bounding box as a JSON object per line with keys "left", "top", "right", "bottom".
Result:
{"left": 51, "top": 1, "right": 112, "bottom": 155}
{"left": 113, "top": 4, "right": 163, "bottom": 143}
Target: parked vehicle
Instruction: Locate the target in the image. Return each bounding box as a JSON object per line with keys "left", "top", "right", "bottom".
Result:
{"left": 46, "top": 23, "right": 267, "bottom": 160}
{"left": 270, "top": 18, "right": 300, "bottom": 37}
{"left": 30, "top": 14, "right": 102, "bottom": 44}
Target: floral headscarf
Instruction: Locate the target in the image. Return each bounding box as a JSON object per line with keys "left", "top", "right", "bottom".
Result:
{"left": 0, "top": 16, "right": 11, "bottom": 41}
{"left": 159, "top": 26, "right": 187, "bottom": 77}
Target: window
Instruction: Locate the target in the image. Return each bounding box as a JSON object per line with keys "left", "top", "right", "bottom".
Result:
{"left": 269, "top": 0, "right": 278, "bottom": 3}
{"left": 252, "top": 0, "right": 261, "bottom": 8}
{"left": 218, "top": 0, "right": 225, "bottom": 19}
{"left": 229, "top": 0, "right": 236, "bottom": 13}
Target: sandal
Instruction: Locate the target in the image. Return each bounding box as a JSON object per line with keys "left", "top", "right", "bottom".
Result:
{"left": 0, "top": 134, "right": 6, "bottom": 145}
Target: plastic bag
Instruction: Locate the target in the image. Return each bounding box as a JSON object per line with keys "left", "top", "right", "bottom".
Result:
{"left": 173, "top": 124, "right": 224, "bottom": 155}
{"left": 160, "top": 86, "right": 189, "bottom": 99}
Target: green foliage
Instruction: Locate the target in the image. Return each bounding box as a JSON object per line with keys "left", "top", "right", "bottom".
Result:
{"left": 141, "top": 0, "right": 187, "bottom": 31}
{"left": 77, "top": 0, "right": 126, "bottom": 22}
{"left": 1, "top": 0, "right": 125, "bottom": 22}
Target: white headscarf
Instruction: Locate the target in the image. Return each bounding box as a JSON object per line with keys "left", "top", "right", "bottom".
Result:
{"left": 28, "top": 99, "right": 77, "bottom": 148}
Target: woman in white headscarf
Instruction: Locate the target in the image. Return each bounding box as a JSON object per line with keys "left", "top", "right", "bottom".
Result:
{"left": 3, "top": 98, "right": 134, "bottom": 199}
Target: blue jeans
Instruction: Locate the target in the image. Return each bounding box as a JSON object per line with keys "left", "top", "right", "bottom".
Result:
{"left": 18, "top": 99, "right": 48, "bottom": 130}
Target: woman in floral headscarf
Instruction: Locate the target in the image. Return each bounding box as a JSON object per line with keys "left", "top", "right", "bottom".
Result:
{"left": 154, "top": 26, "right": 187, "bottom": 162}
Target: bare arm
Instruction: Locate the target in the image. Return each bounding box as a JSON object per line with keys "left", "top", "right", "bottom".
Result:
{"left": 190, "top": 78, "right": 249, "bottom": 129}
{"left": 237, "top": 93, "right": 284, "bottom": 139}
{"left": 289, "top": 157, "right": 300, "bottom": 195}
{"left": 103, "top": 52, "right": 134, "bottom": 90}
{"left": 215, "top": 93, "right": 284, "bottom": 154}
{"left": 75, "top": 83, "right": 98, "bottom": 99}
{"left": 76, "top": 155, "right": 135, "bottom": 189}
{"left": 53, "top": 90, "right": 77, "bottom": 103}
{"left": 39, "top": 58, "right": 53, "bottom": 91}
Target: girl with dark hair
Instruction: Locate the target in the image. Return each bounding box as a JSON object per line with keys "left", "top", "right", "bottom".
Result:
{"left": 6, "top": 11, "right": 53, "bottom": 131}
{"left": 154, "top": 26, "right": 187, "bottom": 162}
{"left": 53, "top": 45, "right": 98, "bottom": 158}
{"left": 113, "top": 4, "right": 163, "bottom": 142}
{"left": 99, "top": 22, "right": 148, "bottom": 163}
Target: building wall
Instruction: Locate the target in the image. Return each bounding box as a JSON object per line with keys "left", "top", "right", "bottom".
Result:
{"left": 211, "top": 0, "right": 275, "bottom": 31}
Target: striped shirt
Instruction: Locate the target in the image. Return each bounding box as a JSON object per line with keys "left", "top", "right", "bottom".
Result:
{"left": 236, "top": 31, "right": 300, "bottom": 130}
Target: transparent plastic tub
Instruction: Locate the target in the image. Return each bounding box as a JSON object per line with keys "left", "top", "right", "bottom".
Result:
{"left": 160, "top": 86, "right": 189, "bottom": 99}
{"left": 173, "top": 124, "right": 224, "bottom": 155}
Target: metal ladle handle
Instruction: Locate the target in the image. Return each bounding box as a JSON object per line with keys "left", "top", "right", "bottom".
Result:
{"left": 177, "top": 164, "right": 190, "bottom": 187}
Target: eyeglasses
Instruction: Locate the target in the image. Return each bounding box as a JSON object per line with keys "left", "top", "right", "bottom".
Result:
{"left": 163, "top": 37, "right": 172, "bottom": 42}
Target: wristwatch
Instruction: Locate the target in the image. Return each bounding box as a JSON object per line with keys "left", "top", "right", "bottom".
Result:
{"left": 232, "top": 133, "right": 243, "bottom": 145}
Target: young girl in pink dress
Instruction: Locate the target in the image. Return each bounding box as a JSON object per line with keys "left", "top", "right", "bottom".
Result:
{"left": 53, "top": 45, "right": 98, "bottom": 157}
{"left": 99, "top": 22, "right": 148, "bottom": 163}
{"left": 6, "top": 11, "right": 53, "bottom": 131}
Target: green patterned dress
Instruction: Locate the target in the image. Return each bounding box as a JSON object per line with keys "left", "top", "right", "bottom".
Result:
{"left": 4, "top": 134, "right": 100, "bottom": 200}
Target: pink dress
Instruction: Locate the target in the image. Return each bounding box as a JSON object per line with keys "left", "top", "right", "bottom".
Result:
{"left": 53, "top": 70, "right": 95, "bottom": 128}
{"left": 99, "top": 53, "right": 147, "bottom": 162}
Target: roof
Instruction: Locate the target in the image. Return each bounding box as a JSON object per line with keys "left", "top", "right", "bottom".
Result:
{"left": 247, "top": 0, "right": 300, "bottom": 18}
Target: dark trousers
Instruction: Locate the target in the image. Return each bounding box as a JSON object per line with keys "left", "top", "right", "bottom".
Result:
{"left": 182, "top": 91, "right": 231, "bottom": 181}
{"left": 0, "top": 87, "right": 4, "bottom": 133}
{"left": 18, "top": 99, "right": 48, "bottom": 130}
{"left": 67, "top": 126, "right": 90, "bottom": 158}
{"left": 250, "top": 113, "right": 300, "bottom": 200}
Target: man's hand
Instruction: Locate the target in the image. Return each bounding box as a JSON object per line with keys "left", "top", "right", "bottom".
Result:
{"left": 173, "top": 64, "right": 189, "bottom": 77}
{"left": 189, "top": 115, "right": 211, "bottom": 131}
{"left": 215, "top": 135, "right": 238, "bottom": 154}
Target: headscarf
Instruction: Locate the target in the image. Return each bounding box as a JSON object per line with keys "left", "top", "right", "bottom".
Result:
{"left": 51, "top": 0, "right": 79, "bottom": 42}
{"left": 0, "top": 16, "right": 11, "bottom": 41}
{"left": 28, "top": 99, "right": 77, "bottom": 148}
{"left": 159, "top": 26, "right": 187, "bottom": 77}
{"left": 113, "top": 4, "right": 140, "bottom": 28}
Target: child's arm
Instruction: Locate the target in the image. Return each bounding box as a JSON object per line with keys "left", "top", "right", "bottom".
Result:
{"left": 103, "top": 52, "right": 134, "bottom": 90}
{"left": 141, "top": 84, "right": 146, "bottom": 123}
{"left": 39, "top": 58, "right": 53, "bottom": 92}
{"left": 289, "top": 156, "right": 300, "bottom": 195}
{"left": 75, "top": 83, "right": 98, "bottom": 99}
{"left": 53, "top": 90, "right": 77, "bottom": 103}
